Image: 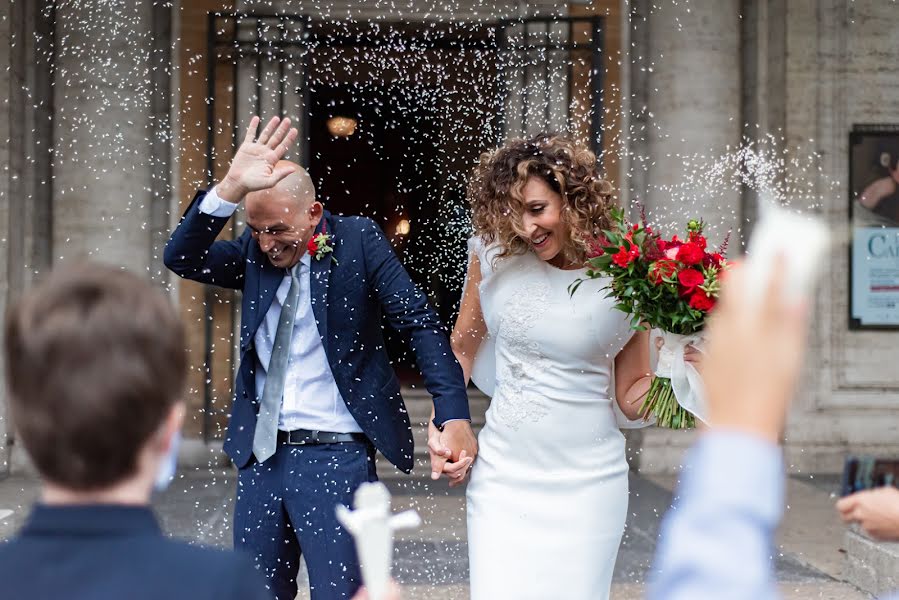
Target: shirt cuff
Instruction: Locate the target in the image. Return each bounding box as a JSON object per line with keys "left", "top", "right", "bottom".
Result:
{"left": 680, "top": 430, "right": 785, "bottom": 526}
{"left": 198, "top": 186, "right": 240, "bottom": 218}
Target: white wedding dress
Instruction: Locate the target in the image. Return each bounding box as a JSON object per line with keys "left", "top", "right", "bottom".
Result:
{"left": 465, "top": 237, "right": 648, "bottom": 600}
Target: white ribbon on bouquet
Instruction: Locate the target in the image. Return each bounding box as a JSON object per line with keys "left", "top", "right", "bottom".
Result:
{"left": 651, "top": 330, "right": 709, "bottom": 424}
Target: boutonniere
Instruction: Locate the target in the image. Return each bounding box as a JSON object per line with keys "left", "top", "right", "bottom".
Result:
{"left": 307, "top": 222, "right": 338, "bottom": 265}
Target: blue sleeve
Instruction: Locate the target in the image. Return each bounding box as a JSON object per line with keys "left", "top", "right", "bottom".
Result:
{"left": 648, "top": 431, "right": 784, "bottom": 600}
{"left": 163, "top": 189, "right": 249, "bottom": 290}
{"left": 359, "top": 218, "right": 471, "bottom": 424}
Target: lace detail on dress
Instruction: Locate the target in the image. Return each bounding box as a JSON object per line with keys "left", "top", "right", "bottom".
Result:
{"left": 494, "top": 281, "right": 550, "bottom": 429}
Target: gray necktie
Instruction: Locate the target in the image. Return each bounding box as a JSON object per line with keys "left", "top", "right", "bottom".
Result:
{"left": 252, "top": 264, "right": 301, "bottom": 463}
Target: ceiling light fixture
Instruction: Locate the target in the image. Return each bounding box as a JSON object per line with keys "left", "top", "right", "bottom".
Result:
{"left": 326, "top": 116, "right": 357, "bottom": 137}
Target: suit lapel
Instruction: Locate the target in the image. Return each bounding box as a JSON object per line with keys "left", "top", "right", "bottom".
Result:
{"left": 310, "top": 212, "right": 333, "bottom": 348}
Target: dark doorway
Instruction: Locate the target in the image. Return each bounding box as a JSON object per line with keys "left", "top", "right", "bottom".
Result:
{"left": 201, "top": 14, "right": 607, "bottom": 434}
{"left": 308, "top": 84, "right": 445, "bottom": 375}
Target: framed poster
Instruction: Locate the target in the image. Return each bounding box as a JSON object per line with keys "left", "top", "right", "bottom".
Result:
{"left": 849, "top": 124, "right": 899, "bottom": 329}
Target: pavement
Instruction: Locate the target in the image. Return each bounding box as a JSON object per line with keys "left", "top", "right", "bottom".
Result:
{"left": 0, "top": 461, "right": 871, "bottom": 599}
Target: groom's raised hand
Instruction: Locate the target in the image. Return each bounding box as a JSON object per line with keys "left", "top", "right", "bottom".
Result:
{"left": 216, "top": 116, "right": 299, "bottom": 203}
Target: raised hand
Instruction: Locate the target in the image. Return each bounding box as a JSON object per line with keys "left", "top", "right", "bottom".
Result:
{"left": 217, "top": 116, "right": 299, "bottom": 202}
{"left": 703, "top": 261, "right": 808, "bottom": 443}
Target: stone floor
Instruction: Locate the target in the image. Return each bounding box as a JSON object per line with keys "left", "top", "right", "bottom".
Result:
{"left": 0, "top": 461, "right": 871, "bottom": 599}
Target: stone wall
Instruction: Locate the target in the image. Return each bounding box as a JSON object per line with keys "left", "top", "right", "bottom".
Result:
{"left": 0, "top": 0, "right": 23, "bottom": 477}
{"left": 50, "top": 1, "right": 168, "bottom": 274}
{"left": 0, "top": 0, "right": 56, "bottom": 476}
{"left": 626, "top": 0, "right": 742, "bottom": 248}
{"left": 783, "top": 0, "right": 899, "bottom": 472}
{"left": 0, "top": 0, "right": 171, "bottom": 474}
{"left": 633, "top": 0, "right": 899, "bottom": 473}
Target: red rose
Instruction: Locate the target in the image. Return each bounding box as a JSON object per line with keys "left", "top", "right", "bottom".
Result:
{"left": 612, "top": 244, "right": 640, "bottom": 268}
{"left": 612, "top": 246, "right": 632, "bottom": 267}
{"left": 307, "top": 237, "right": 318, "bottom": 256}
{"left": 677, "top": 268, "right": 705, "bottom": 295}
{"left": 676, "top": 242, "right": 704, "bottom": 265}
{"left": 688, "top": 288, "right": 715, "bottom": 311}
{"left": 649, "top": 260, "right": 679, "bottom": 285}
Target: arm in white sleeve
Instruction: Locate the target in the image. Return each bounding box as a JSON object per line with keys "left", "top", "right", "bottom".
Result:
{"left": 648, "top": 431, "right": 784, "bottom": 600}
{"left": 198, "top": 186, "right": 240, "bottom": 218}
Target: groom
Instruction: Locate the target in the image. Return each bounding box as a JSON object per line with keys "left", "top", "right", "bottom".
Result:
{"left": 164, "top": 116, "right": 477, "bottom": 599}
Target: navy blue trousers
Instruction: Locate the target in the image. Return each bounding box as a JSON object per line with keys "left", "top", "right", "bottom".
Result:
{"left": 233, "top": 441, "right": 377, "bottom": 600}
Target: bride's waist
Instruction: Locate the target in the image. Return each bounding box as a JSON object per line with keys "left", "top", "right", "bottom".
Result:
{"left": 493, "top": 384, "right": 614, "bottom": 404}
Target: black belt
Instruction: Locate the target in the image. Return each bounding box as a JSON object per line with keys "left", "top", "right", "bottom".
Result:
{"left": 277, "top": 429, "right": 368, "bottom": 446}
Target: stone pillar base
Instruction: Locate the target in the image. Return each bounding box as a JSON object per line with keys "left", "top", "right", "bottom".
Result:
{"left": 844, "top": 527, "right": 899, "bottom": 597}
{"left": 628, "top": 428, "right": 698, "bottom": 475}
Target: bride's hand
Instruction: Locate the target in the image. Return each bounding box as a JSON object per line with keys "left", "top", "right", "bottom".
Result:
{"left": 445, "top": 450, "right": 474, "bottom": 488}
{"left": 684, "top": 344, "right": 703, "bottom": 375}
{"left": 427, "top": 421, "right": 475, "bottom": 487}
{"left": 655, "top": 336, "right": 704, "bottom": 375}
{"left": 351, "top": 579, "right": 402, "bottom": 600}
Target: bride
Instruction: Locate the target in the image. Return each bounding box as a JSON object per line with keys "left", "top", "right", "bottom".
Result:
{"left": 430, "top": 134, "right": 660, "bottom": 599}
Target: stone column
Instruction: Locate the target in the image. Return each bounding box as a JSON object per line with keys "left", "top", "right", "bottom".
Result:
{"left": 627, "top": 0, "right": 742, "bottom": 473}
{"left": 0, "top": 0, "right": 55, "bottom": 475}
{"left": 740, "top": 0, "right": 787, "bottom": 239}
{"left": 637, "top": 0, "right": 742, "bottom": 247}
{"left": 51, "top": 0, "right": 161, "bottom": 274}
{"left": 0, "top": 0, "right": 26, "bottom": 477}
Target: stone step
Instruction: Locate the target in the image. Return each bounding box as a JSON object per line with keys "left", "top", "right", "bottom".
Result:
{"left": 844, "top": 527, "right": 899, "bottom": 597}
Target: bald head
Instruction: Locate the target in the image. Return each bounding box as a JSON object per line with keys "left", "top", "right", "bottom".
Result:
{"left": 246, "top": 161, "right": 316, "bottom": 209}
{"left": 244, "top": 161, "right": 323, "bottom": 270}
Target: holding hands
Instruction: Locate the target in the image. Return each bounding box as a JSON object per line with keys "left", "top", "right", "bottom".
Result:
{"left": 428, "top": 419, "right": 478, "bottom": 488}
{"left": 217, "top": 116, "right": 299, "bottom": 202}
{"left": 351, "top": 579, "right": 402, "bottom": 600}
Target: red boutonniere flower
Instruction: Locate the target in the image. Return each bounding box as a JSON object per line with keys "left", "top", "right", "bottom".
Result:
{"left": 307, "top": 222, "right": 338, "bottom": 265}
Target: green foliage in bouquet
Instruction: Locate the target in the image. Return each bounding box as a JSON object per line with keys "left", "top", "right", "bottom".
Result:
{"left": 569, "top": 207, "right": 728, "bottom": 428}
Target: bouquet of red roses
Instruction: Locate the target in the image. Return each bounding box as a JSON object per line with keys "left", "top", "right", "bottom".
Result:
{"left": 570, "top": 207, "right": 728, "bottom": 428}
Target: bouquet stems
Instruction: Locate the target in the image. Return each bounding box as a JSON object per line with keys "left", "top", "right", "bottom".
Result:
{"left": 639, "top": 376, "right": 695, "bottom": 429}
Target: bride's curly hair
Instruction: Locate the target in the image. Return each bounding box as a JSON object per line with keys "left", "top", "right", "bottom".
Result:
{"left": 467, "top": 133, "right": 615, "bottom": 265}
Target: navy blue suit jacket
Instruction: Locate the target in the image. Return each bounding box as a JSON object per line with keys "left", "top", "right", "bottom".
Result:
{"left": 0, "top": 504, "right": 271, "bottom": 600}
{"left": 164, "top": 190, "right": 470, "bottom": 472}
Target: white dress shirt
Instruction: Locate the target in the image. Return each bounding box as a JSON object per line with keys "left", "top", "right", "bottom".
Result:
{"left": 199, "top": 187, "right": 362, "bottom": 433}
